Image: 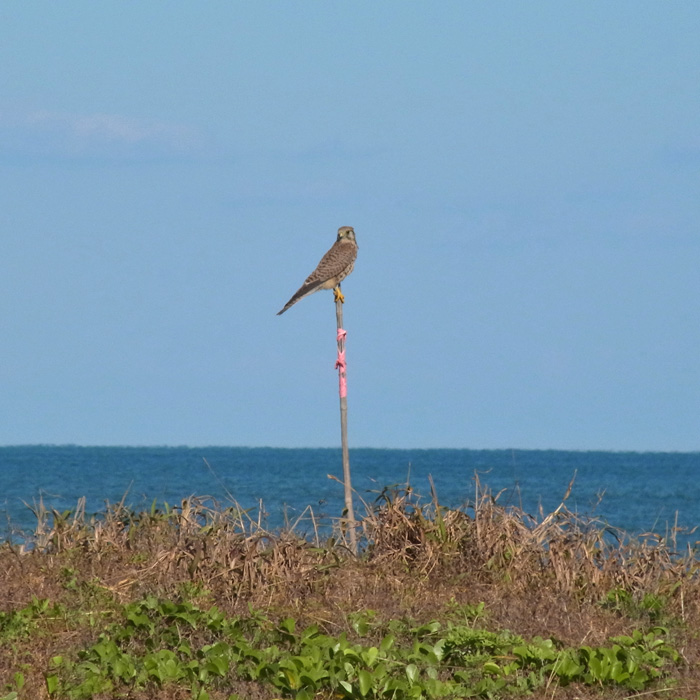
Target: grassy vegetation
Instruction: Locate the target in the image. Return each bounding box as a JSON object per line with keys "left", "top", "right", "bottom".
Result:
{"left": 1, "top": 480, "right": 699, "bottom": 699}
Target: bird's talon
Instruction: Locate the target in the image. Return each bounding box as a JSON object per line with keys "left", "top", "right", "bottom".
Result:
{"left": 333, "top": 287, "right": 345, "bottom": 304}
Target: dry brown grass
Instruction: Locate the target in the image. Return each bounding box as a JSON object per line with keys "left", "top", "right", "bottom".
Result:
{"left": 2, "top": 480, "right": 700, "bottom": 698}
{"left": 361, "top": 477, "right": 698, "bottom": 602}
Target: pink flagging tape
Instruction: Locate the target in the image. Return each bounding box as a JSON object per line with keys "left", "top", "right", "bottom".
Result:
{"left": 335, "top": 328, "right": 348, "bottom": 398}
{"left": 335, "top": 349, "right": 347, "bottom": 398}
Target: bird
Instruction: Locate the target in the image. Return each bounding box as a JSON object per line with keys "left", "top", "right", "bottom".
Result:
{"left": 277, "top": 226, "right": 358, "bottom": 315}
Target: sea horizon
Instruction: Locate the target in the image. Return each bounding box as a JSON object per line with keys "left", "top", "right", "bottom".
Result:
{"left": 2, "top": 443, "right": 698, "bottom": 454}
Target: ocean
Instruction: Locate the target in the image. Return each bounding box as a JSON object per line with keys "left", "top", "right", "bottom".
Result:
{"left": 1, "top": 446, "right": 699, "bottom": 551}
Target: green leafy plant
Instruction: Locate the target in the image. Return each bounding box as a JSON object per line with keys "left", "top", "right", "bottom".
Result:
{"left": 49, "top": 597, "right": 679, "bottom": 699}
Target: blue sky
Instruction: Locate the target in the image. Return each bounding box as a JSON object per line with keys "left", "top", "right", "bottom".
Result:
{"left": 1, "top": 3, "right": 698, "bottom": 450}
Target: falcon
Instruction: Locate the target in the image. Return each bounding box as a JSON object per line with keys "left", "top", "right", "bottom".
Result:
{"left": 277, "top": 226, "right": 358, "bottom": 315}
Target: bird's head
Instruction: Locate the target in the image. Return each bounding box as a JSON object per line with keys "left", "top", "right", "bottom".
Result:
{"left": 337, "top": 226, "right": 356, "bottom": 243}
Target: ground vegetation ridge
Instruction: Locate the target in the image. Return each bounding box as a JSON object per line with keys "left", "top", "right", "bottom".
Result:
{"left": 1, "top": 479, "right": 699, "bottom": 699}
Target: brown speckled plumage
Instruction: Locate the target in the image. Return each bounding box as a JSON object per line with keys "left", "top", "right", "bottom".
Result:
{"left": 277, "top": 226, "right": 358, "bottom": 315}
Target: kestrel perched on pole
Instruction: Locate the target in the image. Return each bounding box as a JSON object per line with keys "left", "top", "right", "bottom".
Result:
{"left": 277, "top": 226, "right": 358, "bottom": 315}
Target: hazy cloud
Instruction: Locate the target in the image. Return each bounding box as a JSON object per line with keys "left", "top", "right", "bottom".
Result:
{"left": 0, "top": 108, "right": 208, "bottom": 163}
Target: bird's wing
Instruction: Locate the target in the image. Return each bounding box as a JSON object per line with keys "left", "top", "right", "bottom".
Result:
{"left": 302, "top": 240, "right": 355, "bottom": 286}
